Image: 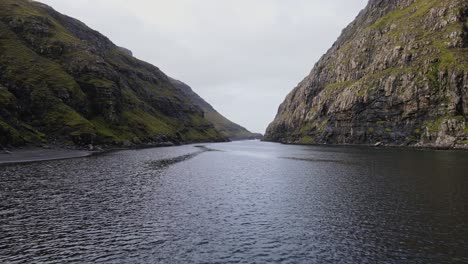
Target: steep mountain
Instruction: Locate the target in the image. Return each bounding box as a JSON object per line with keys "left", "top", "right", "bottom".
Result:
{"left": 0, "top": 0, "right": 228, "bottom": 148}
{"left": 265, "top": 0, "right": 468, "bottom": 148}
{"left": 170, "top": 78, "right": 262, "bottom": 140}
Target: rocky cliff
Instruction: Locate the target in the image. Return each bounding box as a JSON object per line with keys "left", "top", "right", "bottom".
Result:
{"left": 0, "top": 0, "right": 229, "bottom": 148}
{"left": 170, "top": 79, "right": 262, "bottom": 140}
{"left": 265, "top": 0, "right": 468, "bottom": 149}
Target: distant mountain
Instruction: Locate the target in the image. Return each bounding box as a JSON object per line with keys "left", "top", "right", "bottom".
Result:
{"left": 170, "top": 79, "right": 262, "bottom": 140}
{"left": 265, "top": 0, "right": 467, "bottom": 148}
{"left": 0, "top": 0, "right": 229, "bottom": 147}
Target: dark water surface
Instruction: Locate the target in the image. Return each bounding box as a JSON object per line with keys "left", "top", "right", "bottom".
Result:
{"left": 1, "top": 141, "right": 467, "bottom": 263}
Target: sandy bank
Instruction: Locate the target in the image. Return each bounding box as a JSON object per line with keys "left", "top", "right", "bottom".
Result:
{"left": 0, "top": 148, "right": 92, "bottom": 165}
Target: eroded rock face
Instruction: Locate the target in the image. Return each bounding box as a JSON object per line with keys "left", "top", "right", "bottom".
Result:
{"left": 265, "top": 0, "right": 468, "bottom": 149}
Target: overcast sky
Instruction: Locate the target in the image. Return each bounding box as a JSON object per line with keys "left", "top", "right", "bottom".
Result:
{"left": 38, "top": 0, "right": 368, "bottom": 133}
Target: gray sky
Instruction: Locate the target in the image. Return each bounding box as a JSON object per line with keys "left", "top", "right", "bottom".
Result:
{"left": 38, "top": 0, "right": 368, "bottom": 133}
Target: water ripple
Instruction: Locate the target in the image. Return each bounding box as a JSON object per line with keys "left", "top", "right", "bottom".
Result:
{"left": 0, "top": 142, "right": 467, "bottom": 263}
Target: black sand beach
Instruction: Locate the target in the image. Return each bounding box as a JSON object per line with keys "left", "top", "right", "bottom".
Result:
{"left": 0, "top": 148, "right": 92, "bottom": 165}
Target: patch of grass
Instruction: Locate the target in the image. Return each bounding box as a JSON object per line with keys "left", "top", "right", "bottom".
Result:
{"left": 122, "top": 88, "right": 143, "bottom": 106}
{"left": 299, "top": 122, "right": 314, "bottom": 134}
{"left": 318, "top": 120, "right": 328, "bottom": 133}
{"left": 424, "top": 115, "right": 465, "bottom": 134}
{"left": 298, "top": 119, "right": 328, "bottom": 135}
{"left": 43, "top": 104, "right": 95, "bottom": 134}
{"left": 439, "top": 50, "right": 457, "bottom": 70}
{"left": 424, "top": 120, "right": 441, "bottom": 134}
{"left": 325, "top": 80, "right": 356, "bottom": 91}
{"left": 91, "top": 117, "right": 137, "bottom": 143}
{"left": 189, "top": 114, "right": 210, "bottom": 127}
{"left": 426, "top": 61, "right": 440, "bottom": 89}
{"left": 369, "top": 0, "right": 439, "bottom": 31}
{"left": 93, "top": 108, "right": 188, "bottom": 143}
{"left": 123, "top": 110, "right": 175, "bottom": 136}
{"left": 181, "top": 129, "right": 213, "bottom": 142}
{"left": 299, "top": 136, "right": 315, "bottom": 144}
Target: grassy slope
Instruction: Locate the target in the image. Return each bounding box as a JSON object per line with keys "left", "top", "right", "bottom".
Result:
{"left": 170, "top": 79, "right": 261, "bottom": 140}
{"left": 0, "top": 0, "right": 227, "bottom": 147}
{"left": 203, "top": 111, "right": 260, "bottom": 140}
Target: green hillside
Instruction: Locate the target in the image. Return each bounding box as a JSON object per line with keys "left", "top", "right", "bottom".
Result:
{"left": 0, "top": 0, "right": 228, "bottom": 147}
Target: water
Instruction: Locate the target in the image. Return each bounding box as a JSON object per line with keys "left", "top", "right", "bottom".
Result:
{"left": 1, "top": 141, "right": 467, "bottom": 263}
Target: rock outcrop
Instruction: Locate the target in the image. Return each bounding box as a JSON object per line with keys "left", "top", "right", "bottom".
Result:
{"left": 265, "top": 0, "right": 468, "bottom": 149}
{"left": 0, "top": 0, "right": 229, "bottom": 147}
{"left": 170, "top": 78, "right": 262, "bottom": 140}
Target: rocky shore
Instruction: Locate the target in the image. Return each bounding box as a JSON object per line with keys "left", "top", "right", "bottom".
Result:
{"left": 264, "top": 140, "right": 468, "bottom": 151}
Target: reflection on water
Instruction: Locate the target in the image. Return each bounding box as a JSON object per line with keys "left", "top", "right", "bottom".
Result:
{"left": 1, "top": 141, "right": 467, "bottom": 263}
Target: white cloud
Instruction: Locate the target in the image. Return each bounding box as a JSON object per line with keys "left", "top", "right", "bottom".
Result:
{"left": 37, "top": 0, "right": 368, "bottom": 133}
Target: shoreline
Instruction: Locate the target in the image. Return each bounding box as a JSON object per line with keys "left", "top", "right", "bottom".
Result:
{"left": 0, "top": 140, "right": 229, "bottom": 166}
{"left": 0, "top": 148, "right": 94, "bottom": 166}
{"left": 3, "top": 139, "right": 465, "bottom": 166}
{"left": 261, "top": 140, "right": 468, "bottom": 151}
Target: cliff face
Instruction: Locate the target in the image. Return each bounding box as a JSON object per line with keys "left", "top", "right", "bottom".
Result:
{"left": 265, "top": 0, "right": 468, "bottom": 148}
{"left": 0, "top": 0, "right": 228, "bottom": 147}
{"left": 170, "top": 79, "right": 262, "bottom": 140}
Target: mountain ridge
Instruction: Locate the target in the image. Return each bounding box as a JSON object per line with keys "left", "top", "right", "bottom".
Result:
{"left": 0, "top": 0, "right": 252, "bottom": 148}
{"left": 265, "top": 0, "right": 467, "bottom": 149}
{"left": 169, "top": 78, "right": 262, "bottom": 140}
